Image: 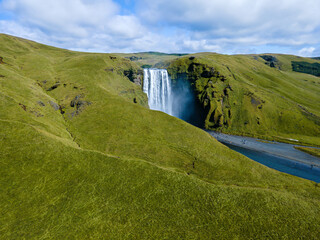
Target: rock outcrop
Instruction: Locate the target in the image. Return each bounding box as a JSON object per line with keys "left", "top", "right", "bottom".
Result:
{"left": 168, "top": 59, "right": 233, "bottom": 129}
{"left": 49, "top": 100, "right": 59, "bottom": 111}
{"left": 260, "top": 55, "right": 279, "bottom": 68}
{"left": 46, "top": 82, "right": 60, "bottom": 91}
{"left": 68, "top": 95, "right": 92, "bottom": 118}
{"left": 123, "top": 68, "right": 143, "bottom": 86}
{"left": 125, "top": 56, "right": 142, "bottom": 61}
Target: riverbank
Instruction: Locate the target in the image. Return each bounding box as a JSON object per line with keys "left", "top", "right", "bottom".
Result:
{"left": 207, "top": 131, "right": 320, "bottom": 167}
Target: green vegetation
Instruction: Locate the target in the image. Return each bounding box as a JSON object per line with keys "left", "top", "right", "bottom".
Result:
{"left": 1, "top": 34, "right": 320, "bottom": 239}
{"left": 138, "top": 51, "right": 188, "bottom": 56}
{"left": 167, "top": 53, "right": 320, "bottom": 146}
{"left": 116, "top": 52, "right": 184, "bottom": 68}
{"left": 141, "top": 64, "right": 152, "bottom": 68}
{"left": 292, "top": 61, "right": 320, "bottom": 76}
{"left": 294, "top": 146, "right": 320, "bottom": 158}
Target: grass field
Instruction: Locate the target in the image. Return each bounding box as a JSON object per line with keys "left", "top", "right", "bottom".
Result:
{"left": 115, "top": 52, "right": 186, "bottom": 69}
{"left": 1, "top": 34, "right": 320, "bottom": 239}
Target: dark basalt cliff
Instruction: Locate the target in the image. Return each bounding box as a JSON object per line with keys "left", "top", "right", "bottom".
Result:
{"left": 168, "top": 58, "right": 233, "bottom": 129}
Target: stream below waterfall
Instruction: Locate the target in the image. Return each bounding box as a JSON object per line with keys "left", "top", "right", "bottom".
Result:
{"left": 208, "top": 131, "right": 320, "bottom": 182}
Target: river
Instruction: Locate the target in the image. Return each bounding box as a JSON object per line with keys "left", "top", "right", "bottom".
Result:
{"left": 208, "top": 131, "right": 320, "bottom": 182}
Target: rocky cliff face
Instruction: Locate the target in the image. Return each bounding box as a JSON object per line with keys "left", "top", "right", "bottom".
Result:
{"left": 168, "top": 57, "right": 233, "bottom": 129}
{"left": 123, "top": 68, "right": 144, "bottom": 86}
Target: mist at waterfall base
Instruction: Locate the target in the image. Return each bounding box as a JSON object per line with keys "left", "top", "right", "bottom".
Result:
{"left": 170, "top": 73, "right": 206, "bottom": 127}
{"left": 143, "top": 69, "right": 205, "bottom": 127}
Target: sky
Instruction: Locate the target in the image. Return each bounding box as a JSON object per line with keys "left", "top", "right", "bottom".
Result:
{"left": 0, "top": 0, "right": 319, "bottom": 56}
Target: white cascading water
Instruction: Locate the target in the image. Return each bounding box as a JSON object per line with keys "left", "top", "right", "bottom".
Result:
{"left": 143, "top": 68, "right": 172, "bottom": 115}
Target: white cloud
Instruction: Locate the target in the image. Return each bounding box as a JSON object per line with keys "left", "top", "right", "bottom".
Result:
{"left": 181, "top": 39, "right": 221, "bottom": 52}
{"left": 0, "top": 20, "right": 50, "bottom": 43}
{"left": 2, "top": 0, "right": 117, "bottom": 34}
{"left": 137, "top": 0, "right": 320, "bottom": 46}
{"left": 1, "top": 0, "right": 145, "bottom": 39}
{"left": 0, "top": 0, "right": 319, "bottom": 54}
{"left": 298, "top": 47, "right": 316, "bottom": 57}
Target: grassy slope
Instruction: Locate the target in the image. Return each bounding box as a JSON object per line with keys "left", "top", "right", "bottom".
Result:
{"left": 168, "top": 53, "right": 320, "bottom": 146}
{"left": 294, "top": 146, "right": 320, "bottom": 158}
{"left": 115, "top": 52, "right": 185, "bottom": 68}
{"left": 1, "top": 34, "right": 320, "bottom": 239}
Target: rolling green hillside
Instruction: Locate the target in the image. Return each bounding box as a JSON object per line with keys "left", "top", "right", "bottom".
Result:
{"left": 167, "top": 53, "right": 320, "bottom": 146}
{"left": 115, "top": 51, "right": 186, "bottom": 69}
{"left": 1, "top": 34, "right": 320, "bottom": 239}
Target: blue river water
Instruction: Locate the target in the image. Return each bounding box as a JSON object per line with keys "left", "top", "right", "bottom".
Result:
{"left": 224, "top": 142, "right": 320, "bottom": 183}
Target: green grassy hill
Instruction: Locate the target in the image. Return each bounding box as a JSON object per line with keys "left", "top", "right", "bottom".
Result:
{"left": 1, "top": 34, "right": 320, "bottom": 239}
{"left": 115, "top": 51, "right": 186, "bottom": 69}
{"left": 167, "top": 53, "right": 320, "bottom": 146}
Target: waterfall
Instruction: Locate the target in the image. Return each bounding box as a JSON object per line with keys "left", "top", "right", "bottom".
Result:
{"left": 142, "top": 68, "right": 205, "bottom": 127}
{"left": 143, "top": 68, "right": 172, "bottom": 115}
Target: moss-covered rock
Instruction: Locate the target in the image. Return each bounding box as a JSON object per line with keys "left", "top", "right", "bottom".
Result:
{"left": 260, "top": 55, "right": 280, "bottom": 69}
{"left": 168, "top": 57, "right": 232, "bottom": 129}
{"left": 123, "top": 68, "right": 144, "bottom": 86}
